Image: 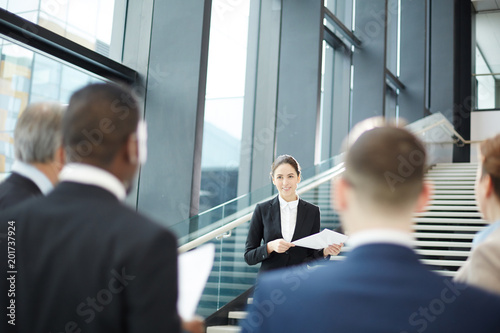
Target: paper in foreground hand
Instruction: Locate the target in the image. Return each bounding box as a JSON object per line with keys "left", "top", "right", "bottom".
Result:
{"left": 177, "top": 243, "right": 215, "bottom": 320}
{"left": 292, "top": 229, "right": 348, "bottom": 250}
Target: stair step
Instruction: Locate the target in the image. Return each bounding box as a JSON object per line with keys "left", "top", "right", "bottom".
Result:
{"left": 431, "top": 164, "right": 478, "bottom": 168}
{"left": 426, "top": 179, "right": 476, "bottom": 183}
{"left": 429, "top": 195, "right": 476, "bottom": 200}
{"left": 430, "top": 165, "right": 477, "bottom": 168}
{"left": 425, "top": 175, "right": 476, "bottom": 179}
{"left": 431, "top": 190, "right": 475, "bottom": 194}
{"left": 428, "top": 169, "right": 477, "bottom": 172}
{"left": 427, "top": 200, "right": 477, "bottom": 205}
{"left": 434, "top": 270, "right": 457, "bottom": 277}
{"left": 428, "top": 170, "right": 477, "bottom": 174}
{"left": 423, "top": 206, "right": 478, "bottom": 211}
{"left": 413, "top": 240, "right": 473, "bottom": 248}
{"left": 431, "top": 185, "right": 475, "bottom": 189}
{"left": 416, "top": 249, "right": 470, "bottom": 257}
{"left": 421, "top": 259, "right": 465, "bottom": 267}
{"left": 413, "top": 232, "right": 475, "bottom": 239}
{"left": 415, "top": 211, "right": 481, "bottom": 217}
{"left": 429, "top": 169, "right": 477, "bottom": 173}
{"left": 413, "top": 217, "right": 485, "bottom": 223}
{"left": 207, "top": 325, "right": 241, "bottom": 333}
{"left": 431, "top": 165, "right": 478, "bottom": 168}
{"left": 413, "top": 225, "right": 483, "bottom": 232}
{"left": 228, "top": 311, "right": 248, "bottom": 320}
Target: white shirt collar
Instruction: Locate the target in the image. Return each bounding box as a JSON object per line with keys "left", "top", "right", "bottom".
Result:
{"left": 11, "top": 160, "right": 53, "bottom": 195}
{"left": 278, "top": 194, "right": 299, "bottom": 210}
{"left": 59, "top": 163, "right": 126, "bottom": 201}
{"left": 347, "top": 229, "right": 414, "bottom": 249}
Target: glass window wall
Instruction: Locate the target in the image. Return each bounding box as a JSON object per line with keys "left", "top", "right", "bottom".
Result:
{"left": 324, "top": 0, "right": 353, "bottom": 27}
{"left": 0, "top": 36, "right": 106, "bottom": 174}
{"left": 474, "top": 11, "right": 500, "bottom": 110}
{"left": 385, "top": 0, "right": 400, "bottom": 76}
{"left": 199, "top": 0, "right": 258, "bottom": 213}
{"left": 0, "top": 0, "right": 126, "bottom": 62}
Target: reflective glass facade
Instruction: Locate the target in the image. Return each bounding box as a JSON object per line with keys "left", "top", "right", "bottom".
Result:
{"left": 0, "top": 0, "right": 126, "bottom": 61}
{"left": 0, "top": 37, "right": 105, "bottom": 173}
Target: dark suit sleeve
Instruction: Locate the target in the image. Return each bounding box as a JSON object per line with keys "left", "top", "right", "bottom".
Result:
{"left": 126, "top": 227, "right": 181, "bottom": 333}
{"left": 244, "top": 204, "right": 270, "bottom": 265}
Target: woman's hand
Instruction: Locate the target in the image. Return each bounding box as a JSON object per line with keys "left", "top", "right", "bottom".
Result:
{"left": 267, "top": 239, "right": 295, "bottom": 254}
{"left": 323, "top": 243, "right": 343, "bottom": 257}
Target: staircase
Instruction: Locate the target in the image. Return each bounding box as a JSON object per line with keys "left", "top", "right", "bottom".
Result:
{"left": 414, "top": 162, "right": 485, "bottom": 275}
{"left": 205, "top": 162, "right": 485, "bottom": 332}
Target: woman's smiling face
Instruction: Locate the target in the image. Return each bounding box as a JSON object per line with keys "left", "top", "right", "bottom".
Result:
{"left": 272, "top": 163, "right": 301, "bottom": 202}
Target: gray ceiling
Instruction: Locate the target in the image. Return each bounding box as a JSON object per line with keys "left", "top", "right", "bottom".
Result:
{"left": 472, "top": 0, "right": 500, "bottom": 12}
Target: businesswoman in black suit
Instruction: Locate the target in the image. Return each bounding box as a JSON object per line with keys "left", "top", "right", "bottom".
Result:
{"left": 244, "top": 155, "right": 342, "bottom": 272}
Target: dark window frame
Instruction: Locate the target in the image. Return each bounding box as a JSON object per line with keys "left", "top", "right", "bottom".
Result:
{"left": 0, "top": 8, "right": 138, "bottom": 85}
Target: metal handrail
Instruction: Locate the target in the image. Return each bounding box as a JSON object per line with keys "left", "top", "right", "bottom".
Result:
{"left": 178, "top": 163, "right": 345, "bottom": 253}
{"left": 412, "top": 118, "right": 480, "bottom": 146}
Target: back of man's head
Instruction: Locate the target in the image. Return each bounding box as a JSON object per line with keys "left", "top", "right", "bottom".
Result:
{"left": 63, "top": 83, "right": 140, "bottom": 167}
{"left": 343, "top": 124, "right": 427, "bottom": 209}
{"left": 14, "top": 102, "right": 64, "bottom": 164}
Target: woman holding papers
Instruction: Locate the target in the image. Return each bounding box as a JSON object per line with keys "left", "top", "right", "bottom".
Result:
{"left": 244, "top": 155, "right": 343, "bottom": 272}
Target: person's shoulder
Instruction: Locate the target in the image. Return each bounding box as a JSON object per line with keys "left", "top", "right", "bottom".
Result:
{"left": 255, "top": 197, "right": 278, "bottom": 210}
{"left": 475, "top": 231, "right": 500, "bottom": 254}
{"left": 299, "top": 198, "right": 319, "bottom": 210}
{"left": 0, "top": 193, "right": 44, "bottom": 218}
{"left": 485, "top": 225, "right": 500, "bottom": 243}
{"left": 467, "top": 228, "right": 500, "bottom": 261}
{"left": 115, "top": 204, "right": 176, "bottom": 240}
{"left": 0, "top": 173, "right": 39, "bottom": 196}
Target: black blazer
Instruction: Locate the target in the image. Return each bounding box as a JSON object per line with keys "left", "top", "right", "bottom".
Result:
{"left": 244, "top": 195, "right": 324, "bottom": 272}
{"left": 0, "top": 182, "right": 180, "bottom": 333}
{"left": 0, "top": 172, "right": 42, "bottom": 209}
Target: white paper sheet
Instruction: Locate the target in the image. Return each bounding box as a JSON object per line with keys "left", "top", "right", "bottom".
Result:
{"left": 292, "top": 229, "right": 348, "bottom": 250}
{"left": 177, "top": 243, "right": 215, "bottom": 320}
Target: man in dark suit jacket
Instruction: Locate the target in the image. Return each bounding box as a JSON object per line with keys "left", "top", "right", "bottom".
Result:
{"left": 241, "top": 122, "right": 500, "bottom": 332}
{"left": 0, "top": 102, "right": 65, "bottom": 209}
{"left": 0, "top": 84, "right": 181, "bottom": 332}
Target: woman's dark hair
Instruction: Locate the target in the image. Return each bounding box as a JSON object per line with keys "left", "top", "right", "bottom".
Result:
{"left": 270, "top": 155, "right": 301, "bottom": 178}
{"left": 480, "top": 134, "right": 500, "bottom": 199}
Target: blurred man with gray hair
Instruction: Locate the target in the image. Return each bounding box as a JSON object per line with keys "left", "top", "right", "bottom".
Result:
{"left": 0, "top": 102, "right": 65, "bottom": 209}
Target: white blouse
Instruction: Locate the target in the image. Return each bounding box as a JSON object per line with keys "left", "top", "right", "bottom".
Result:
{"left": 279, "top": 195, "right": 299, "bottom": 242}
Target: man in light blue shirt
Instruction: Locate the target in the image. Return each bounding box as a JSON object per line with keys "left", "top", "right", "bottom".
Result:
{"left": 0, "top": 102, "right": 65, "bottom": 209}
